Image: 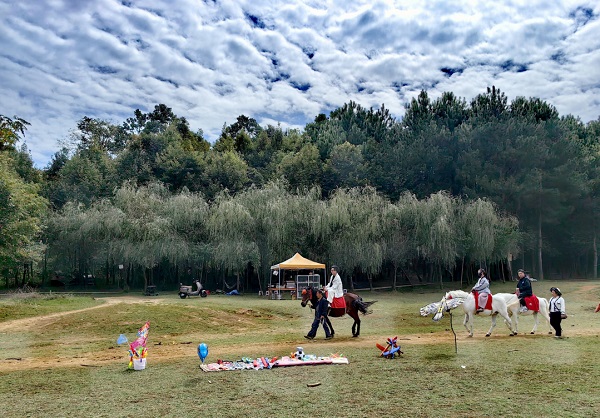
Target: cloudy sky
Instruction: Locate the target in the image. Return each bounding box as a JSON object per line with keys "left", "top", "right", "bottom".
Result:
{"left": 1, "top": 0, "right": 599, "bottom": 167}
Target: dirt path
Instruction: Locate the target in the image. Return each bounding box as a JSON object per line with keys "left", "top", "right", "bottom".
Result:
{"left": 0, "top": 296, "right": 166, "bottom": 333}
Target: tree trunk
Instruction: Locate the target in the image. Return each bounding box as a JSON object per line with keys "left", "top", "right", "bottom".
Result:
{"left": 593, "top": 232, "right": 598, "bottom": 280}
{"left": 22, "top": 263, "right": 27, "bottom": 287}
{"left": 460, "top": 257, "right": 465, "bottom": 288}
{"left": 392, "top": 262, "right": 397, "bottom": 291}
{"left": 125, "top": 263, "right": 131, "bottom": 290}
{"left": 42, "top": 248, "right": 47, "bottom": 286}
{"left": 105, "top": 253, "right": 109, "bottom": 286}
{"left": 537, "top": 211, "right": 544, "bottom": 281}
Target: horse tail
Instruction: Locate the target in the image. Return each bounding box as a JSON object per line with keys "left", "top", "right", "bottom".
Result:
{"left": 353, "top": 297, "right": 376, "bottom": 315}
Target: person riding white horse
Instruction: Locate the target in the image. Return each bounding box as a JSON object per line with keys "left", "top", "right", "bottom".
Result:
{"left": 420, "top": 289, "right": 513, "bottom": 337}
{"left": 497, "top": 293, "right": 551, "bottom": 335}
{"left": 471, "top": 268, "right": 490, "bottom": 313}
{"left": 516, "top": 269, "right": 533, "bottom": 312}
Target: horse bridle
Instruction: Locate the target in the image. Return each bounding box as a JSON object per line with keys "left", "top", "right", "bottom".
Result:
{"left": 437, "top": 296, "right": 447, "bottom": 315}
{"left": 301, "top": 287, "right": 314, "bottom": 306}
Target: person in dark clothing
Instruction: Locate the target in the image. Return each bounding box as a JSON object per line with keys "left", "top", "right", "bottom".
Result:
{"left": 516, "top": 269, "right": 533, "bottom": 312}
{"left": 304, "top": 289, "right": 332, "bottom": 340}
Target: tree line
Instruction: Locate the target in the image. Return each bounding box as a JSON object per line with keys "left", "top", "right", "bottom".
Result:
{"left": 1, "top": 86, "right": 598, "bottom": 291}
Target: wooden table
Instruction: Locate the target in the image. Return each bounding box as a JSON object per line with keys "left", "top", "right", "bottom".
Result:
{"left": 269, "top": 287, "right": 297, "bottom": 300}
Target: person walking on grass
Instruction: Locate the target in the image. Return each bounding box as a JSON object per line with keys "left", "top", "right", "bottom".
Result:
{"left": 549, "top": 287, "right": 566, "bottom": 339}
{"left": 304, "top": 289, "right": 332, "bottom": 340}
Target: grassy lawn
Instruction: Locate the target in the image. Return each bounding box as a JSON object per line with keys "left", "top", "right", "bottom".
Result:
{"left": 1, "top": 281, "right": 599, "bottom": 417}
{"left": 0, "top": 293, "right": 101, "bottom": 322}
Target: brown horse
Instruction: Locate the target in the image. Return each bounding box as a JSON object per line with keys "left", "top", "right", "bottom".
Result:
{"left": 300, "top": 286, "right": 376, "bottom": 337}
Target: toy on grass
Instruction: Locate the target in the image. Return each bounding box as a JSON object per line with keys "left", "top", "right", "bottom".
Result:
{"left": 291, "top": 346, "right": 304, "bottom": 360}
{"left": 376, "top": 336, "right": 403, "bottom": 359}
{"left": 198, "top": 343, "right": 209, "bottom": 363}
{"left": 123, "top": 321, "right": 150, "bottom": 370}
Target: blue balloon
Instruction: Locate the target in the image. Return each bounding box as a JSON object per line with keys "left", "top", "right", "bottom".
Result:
{"left": 198, "top": 343, "right": 208, "bottom": 363}
{"left": 117, "top": 334, "right": 128, "bottom": 345}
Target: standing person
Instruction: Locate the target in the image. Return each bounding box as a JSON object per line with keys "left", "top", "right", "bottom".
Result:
{"left": 471, "top": 268, "right": 490, "bottom": 313}
{"left": 325, "top": 265, "right": 345, "bottom": 306}
{"left": 516, "top": 269, "right": 533, "bottom": 313}
{"left": 304, "top": 289, "right": 332, "bottom": 340}
{"left": 549, "top": 287, "right": 566, "bottom": 338}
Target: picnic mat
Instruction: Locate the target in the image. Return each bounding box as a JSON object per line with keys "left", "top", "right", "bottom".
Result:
{"left": 200, "top": 356, "right": 349, "bottom": 372}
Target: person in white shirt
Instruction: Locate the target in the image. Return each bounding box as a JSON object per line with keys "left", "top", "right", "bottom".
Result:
{"left": 325, "top": 265, "right": 344, "bottom": 305}
{"left": 549, "top": 287, "right": 566, "bottom": 338}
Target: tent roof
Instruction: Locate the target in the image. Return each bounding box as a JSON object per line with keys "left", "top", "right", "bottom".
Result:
{"left": 270, "top": 253, "right": 326, "bottom": 270}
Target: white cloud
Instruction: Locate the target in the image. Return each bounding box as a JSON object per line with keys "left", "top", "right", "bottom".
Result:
{"left": 1, "top": 0, "right": 599, "bottom": 167}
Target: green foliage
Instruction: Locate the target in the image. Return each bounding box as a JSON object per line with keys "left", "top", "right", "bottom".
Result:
{"left": 72, "top": 116, "right": 128, "bottom": 154}
{"left": 322, "top": 142, "right": 368, "bottom": 194}
{"left": 3, "top": 85, "right": 594, "bottom": 286}
{"left": 0, "top": 153, "right": 48, "bottom": 273}
{"left": 44, "top": 148, "right": 116, "bottom": 209}
{"left": 275, "top": 143, "right": 322, "bottom": 190}
{"left": 470, "top": 85, "right": 508, "bottom": 120}
{"left": 203, "top": 150, "right": 250, "bottom": 199}
{"left": 322, "top": 187, "right": 387, "bottom": 276}
{"left": 0, "top": 114, "right": 30, "bottom": 150}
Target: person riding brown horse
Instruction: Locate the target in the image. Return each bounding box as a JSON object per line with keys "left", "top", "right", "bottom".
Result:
{"left": 300, "top": 286, "right": 375, "bottom": 337}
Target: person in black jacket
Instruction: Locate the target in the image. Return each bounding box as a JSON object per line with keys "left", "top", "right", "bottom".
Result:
{"left": 516, "top": 269, "right": 533, "bottom": 312}
{"left": 304, "top": 289, "right": 332, "bottom": 340}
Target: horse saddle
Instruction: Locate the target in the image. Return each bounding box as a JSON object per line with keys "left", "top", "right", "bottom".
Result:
{"left": 523, "top": 295, "right": 540, "bottom": 312}
{"left": 473, "top": 291, "right": 493, "bottom": 311}
{"left": 330, "top": 296, "right": 346, "bottom": 309}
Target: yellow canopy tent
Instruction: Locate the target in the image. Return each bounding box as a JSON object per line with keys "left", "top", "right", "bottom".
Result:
{"left": 270, "top": 252, "right": 326, "bottom": 270}
{"left": 270, "top": 253, "right": 326, "bottom": 298}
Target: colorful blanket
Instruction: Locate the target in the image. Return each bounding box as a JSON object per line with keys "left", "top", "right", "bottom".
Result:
{"left": 200, "top": 356, "right": 348, "bottom": 372}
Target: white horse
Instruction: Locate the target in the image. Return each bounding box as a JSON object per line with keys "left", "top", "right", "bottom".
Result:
{"left": 495, "top": 293, "right": 552, "bottom": 335}
{"left": 420, "top": 290, "right": 513, "bottom": 337}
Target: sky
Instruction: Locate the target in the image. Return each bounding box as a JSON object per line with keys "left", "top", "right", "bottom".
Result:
{"left": 1, "top": 0, "right": 599, "bottom": 167}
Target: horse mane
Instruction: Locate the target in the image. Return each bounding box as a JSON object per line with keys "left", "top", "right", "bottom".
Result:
{"left": 445, "top": 290, "right": 470, "bottom": 299}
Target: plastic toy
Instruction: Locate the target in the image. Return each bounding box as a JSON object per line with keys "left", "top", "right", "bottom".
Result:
{"left": 376, "top": 336, "right": 403, "bottom": 359}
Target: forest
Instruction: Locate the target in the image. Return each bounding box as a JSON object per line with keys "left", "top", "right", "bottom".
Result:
{"left": 1, "top": 86, "right": 599, "bottom": 292}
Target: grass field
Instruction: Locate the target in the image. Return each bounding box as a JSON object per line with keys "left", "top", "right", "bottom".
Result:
{"left": 1, "top": 281, "right": 599, "bottom": 417}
